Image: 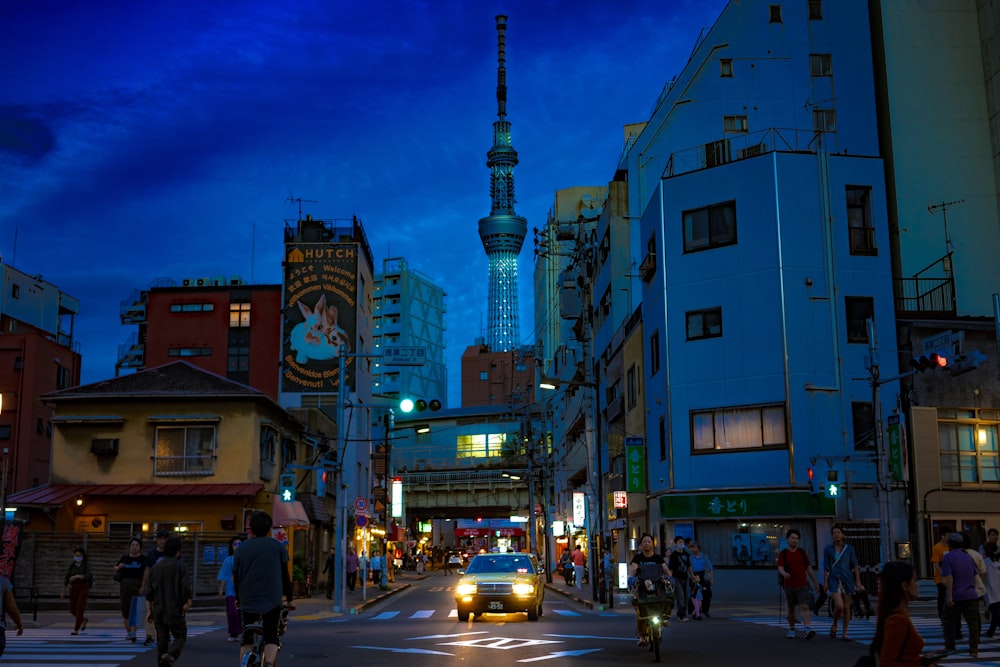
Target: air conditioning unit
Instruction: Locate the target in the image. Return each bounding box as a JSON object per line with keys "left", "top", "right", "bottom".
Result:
{"left": 196, "top": 277, "right": 208, "bottom": 286}
{"left": 90, "top": 438, "right": 119, "bottom": 456}
{"left": 737, "top": 143, "right": 767, "bottom": 159}
{"left": 182, "top": 278, "right": 193, "bottom": 287}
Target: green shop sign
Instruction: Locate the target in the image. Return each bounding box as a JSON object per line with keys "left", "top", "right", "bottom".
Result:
{"left": 659, "top": 491, "right": 835, "bottom": 519}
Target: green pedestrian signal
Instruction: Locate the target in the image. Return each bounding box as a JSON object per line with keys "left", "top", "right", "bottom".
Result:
{"left": 279, "top": 474, "right": 296, "bottom": 502}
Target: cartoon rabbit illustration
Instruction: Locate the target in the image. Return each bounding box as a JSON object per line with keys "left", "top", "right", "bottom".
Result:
{"left": 289, "top": 294, "right": 347, "bottom": 363}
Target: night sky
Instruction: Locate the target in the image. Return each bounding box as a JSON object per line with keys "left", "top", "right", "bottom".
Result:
{"left": 0, "top": 0, "right": 727, "bottom": 404}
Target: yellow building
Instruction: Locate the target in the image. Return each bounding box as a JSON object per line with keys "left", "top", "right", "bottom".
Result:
{"left": 9, "top": 361, "right": 321, "bottom": 537}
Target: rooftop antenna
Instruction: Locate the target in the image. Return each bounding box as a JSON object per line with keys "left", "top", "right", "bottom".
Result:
{"left": 927, "top": 198, "right": 964, "bottom": 254}
{"left": 286, "top": 194, "right": 318, "bottom": 221}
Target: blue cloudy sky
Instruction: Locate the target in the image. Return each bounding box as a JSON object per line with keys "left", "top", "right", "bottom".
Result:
{"left": 1, "top": 0, "right": 727, "bottom": 404}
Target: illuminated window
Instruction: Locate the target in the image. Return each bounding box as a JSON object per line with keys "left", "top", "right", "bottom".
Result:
{"left": 230, "top": 302, "right": 251, "bottom": 327}
{"left": 692, "top": 404, "right": 787, "bottom": 452}
{"left": 457, "top": 433, "right": 506, "bottom": 459}
{"left": 154, "top": 425, "right": 216, "bottom": 475}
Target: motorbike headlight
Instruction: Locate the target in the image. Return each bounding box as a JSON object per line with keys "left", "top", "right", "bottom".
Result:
{"left": 512, "top": 583, "right": 535, "bottom": 596}
{"left": 456, "top": 583, "right": 477, "bottom": 596}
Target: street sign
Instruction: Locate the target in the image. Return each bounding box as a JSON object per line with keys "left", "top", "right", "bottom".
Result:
{"left": 356, "top": 515, "right": 368, "bottom": 528}
{"left": 625, "top": 438, "right": 646, "bottom": 493}
{"left": 383, "top": 346, "right": 427, "bottom": 366}
{"left": 355, "top": 497, "right": 369, "bottom": 512}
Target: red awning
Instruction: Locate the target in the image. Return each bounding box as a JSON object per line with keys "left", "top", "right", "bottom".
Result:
{"left": 8, "top": 483, "right": 264, "bottom": 506}
{"left": 271, "top": 496, "right": 310, "bottom": 528}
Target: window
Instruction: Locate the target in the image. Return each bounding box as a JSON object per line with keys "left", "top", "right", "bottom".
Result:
{"left": 813, "top": 109, "right": 837, "bottom": 133}
{"left": 769, "top": 4, "right": 782, "bottom": 23}
{"left": 259, "top": 426, "right": 277, "bottom": 481}
{"left": 0, "top": 426, "right": 10, "bottom": 440}
{"left": 809, "top": 54, "right": 832, "bottom": 77}
{"left": 659, "top": 416, "right": 666, "bottom": 461}
{"left": 809, "top": 0, "right": 822, "bottom": 20}
{"left": 704, "top": 138, "right": 731, "bottom": 167}
{"left": 649, "top": 330, "right": 661, "bottom": 375}
{"left": 692, "top": 404, "right": 787, "bottom": 451}
{"left": 56, "top": 365, "right": 70, "bottom": 389}
{"left": 938, "top": 411, "right": 999, "bottom": 485}
{"left": 479, "top": 371, "right": 489, "bottom": 381}
{"left": 845, "top": 297, "right": 874, "bottom": 343}
{"left": 720, "top": 58, "right": 733, "bottom": 77}
{"left": 227, "top": 343, "right": 250, "bottom": 373}
{"left": 686, "top": 307, "right": 723, "bottom": 340}
{"left": 723, "top": 115, "right": 748, "bottom": 133}
{"left": 852, "top": 402, "right": 875, "bottom": 450}
{"left": 281, "top": 438, "right": 298, "bottom": 466}
{"left": 457, "top": 433, "right": 507, "bottom": 459}
{"left": 683, "top": 200, "right": 737, "bottom": 253}
{"left": 10, "top": 284, "right": 19, "bottom": 299}
{"left": 229, "top": 302, "right": 251, "bottom": 327}
{"left": 108, "top": 522, "right": 143, "bottom": 540}
{"left": 626, "top": 365, "right": 638, "bottom": 410}
{"left": 846, "top": 186, "right": 876, "bottom": 255}
{"left": 167, "top": 347, "right": 212, "bottom": 357}
{"left": 154, "top": 425, "right": 216, "bottom": 475}
{"left": 170, "top": 303, "right": 214, "bottom": 313}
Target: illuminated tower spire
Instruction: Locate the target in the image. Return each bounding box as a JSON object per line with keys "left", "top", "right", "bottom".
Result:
{"left": 478, "top": 14, "right": 527, "bottom": 352}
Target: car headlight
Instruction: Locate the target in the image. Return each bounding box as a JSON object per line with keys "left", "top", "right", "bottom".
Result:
{"left": 512, "top": 583, "right": 535, "bottom": 595}
{"left": 456, "top": 583, "right": 477, "bottom": 596}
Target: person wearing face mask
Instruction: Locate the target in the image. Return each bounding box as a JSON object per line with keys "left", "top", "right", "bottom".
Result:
{"left": 62, "top": 547, "right": 94, "bottom": 635}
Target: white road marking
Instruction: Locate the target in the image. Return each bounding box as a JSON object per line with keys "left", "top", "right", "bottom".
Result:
{"left": 518, "top": 649, "right": 603, "bottom": 662}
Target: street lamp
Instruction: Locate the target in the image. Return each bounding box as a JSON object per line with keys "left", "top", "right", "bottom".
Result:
{"left": 539, "top": 375, "right": 604, "bottom": 604}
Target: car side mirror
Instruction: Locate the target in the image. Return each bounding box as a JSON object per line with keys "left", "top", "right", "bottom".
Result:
{"left": 457, "top": 569, "right": 465, "bottom": 575}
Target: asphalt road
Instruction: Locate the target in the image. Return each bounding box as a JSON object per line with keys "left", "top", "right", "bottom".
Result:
{"left": 6, "top": 574, "right": 996, "bottom": 666}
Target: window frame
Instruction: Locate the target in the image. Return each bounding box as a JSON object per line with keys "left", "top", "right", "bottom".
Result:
{"left": 846, "top": 185, "right": 877, "bottom": 255}
{"left": 683, "top": 200, "right": 738, "bottom": 254}
{"left": 686, "top": 307, "right": 723, "bottom": 341}
{"left": 813, "top": 109, "right": 837, "bottom": 133}
{"left": 229, "top": 301, "right": 251, "bottom": 328}
{"left": 649, "top": 330, "right": 661, "bottom": 376}
{"left": 851, "top": 401, "right": 875, "bottom": 450}
{"left": 809, "top": 53, "right": 833, "bottom": 77}
{"left": 845, "top": 297, "right": 875, "bottom": 344}
{"left": 938, "top": 412, "right": 999, "bottom": 486}
{"left": 720, "top": 58, "right": 733, "bottom": 78}
{"left": 691, "top": 403, "right": 788, "bottom": 453}
{"left": 769, "top": 4, "right": 782, "bottom": 23}
{"left": 723, "top": 115, "right": 748, "bottom": 133}
{"left": 808, "top": 0, "right": 822, "bottom": 20}
{"left": 153, "top": 424, "right": 217, "bottom": 476}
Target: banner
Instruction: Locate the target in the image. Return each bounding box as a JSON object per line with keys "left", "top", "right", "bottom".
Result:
{"left": 887, "top": 414, "right": 906, "bottom": 482}
{"left": 281, "top": 243, "right": 358, "bottom": 393}
{"left": 625, "top": 437, "right": 646, "bottom": 493}
{"left": 0, "top": 521, "right": 25, "bottom": 581}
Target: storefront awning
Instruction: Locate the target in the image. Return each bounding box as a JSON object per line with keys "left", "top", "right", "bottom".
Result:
{"left": 297, "top": 493, "right": 331, "bottom": 524}
{"left": 8, "top": 483, "right": 263, "bottom": 507}
{"left": 271, "top": 496, "right": 310, "bottom": 528}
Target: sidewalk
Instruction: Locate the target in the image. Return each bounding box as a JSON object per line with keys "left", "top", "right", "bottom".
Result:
{"left": 16, "top": 572, "right": 421, "bottom": 630}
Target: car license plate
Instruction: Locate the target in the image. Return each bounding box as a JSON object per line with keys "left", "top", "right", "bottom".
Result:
{"left": 488, "top": 601, "right": 504, "bottom": 610}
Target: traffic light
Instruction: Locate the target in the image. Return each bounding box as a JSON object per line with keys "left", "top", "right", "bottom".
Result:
{"left": 909, "top": 351, "right": 949, "bottom": 372}
{"left": 949, "top": 350, "right": 988, "bottom": 376}
{"left": 279, "top": 474, "right": 296, "bottom": 503}
{"left": 807, "top": 467, "right": 817, "bottom": 494}
{"left": 398, "top": 397, "right": 442, "bottom": 413}
{"left": 825, "top": 469, "right": 840, "bottom": 498}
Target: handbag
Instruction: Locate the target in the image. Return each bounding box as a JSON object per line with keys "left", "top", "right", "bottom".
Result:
{"left": 113, "top": 570, "right": 123, "bottom": 583}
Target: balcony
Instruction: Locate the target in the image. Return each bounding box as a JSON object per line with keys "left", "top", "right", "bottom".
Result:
{"left": 639, "top": 251, "right": 656, "bottom": 283}
{"left": 894, "top": 254, "right": 956, "bottom": 317}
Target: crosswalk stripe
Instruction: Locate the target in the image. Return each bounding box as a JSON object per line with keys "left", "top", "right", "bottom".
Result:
{"left": 551, "top": 610, "right": 580, "bottom": 616}
{"left": 411, "top": 610, "right": 435, "bottom": 618}
{"left": 371, "top": 611, "right": 401, "bottom": 620}
{"left": 2, "top": 625, "right": 222, "bottom": 666}
{"left": 448, "top": 609, "right": 457, "bottom": 617}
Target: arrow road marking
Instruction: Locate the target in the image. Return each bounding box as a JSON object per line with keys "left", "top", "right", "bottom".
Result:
{"left": 440, "top": 637, "right": 562, "bottom": 649}
{"left": 352, "top": 646, "right": 455, "bottom": 655}
{"left": 518, "top": 649, "right": 603, "bottom": 662}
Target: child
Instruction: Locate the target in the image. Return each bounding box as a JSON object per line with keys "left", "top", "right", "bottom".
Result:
{"left": 690, "top": 580, "right": 704, "bottom": 620}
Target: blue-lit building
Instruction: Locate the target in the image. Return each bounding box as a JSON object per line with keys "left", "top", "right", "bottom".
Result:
{"left": 627, "top": 0, "right": 900, "bottom": 574}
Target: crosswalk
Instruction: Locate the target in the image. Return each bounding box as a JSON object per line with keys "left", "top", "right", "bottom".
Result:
{"left": 3, "top": 625, "right": 222, "bottom": 666}
{"left": 364, "top": 608, "right": 582, "bottom": 621}
{"left": 731, "top": 615, "right": 998, "bottom": 666}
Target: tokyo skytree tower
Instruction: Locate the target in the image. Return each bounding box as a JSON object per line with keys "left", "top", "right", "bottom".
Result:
{"left": 477, "top": 14, "right": 527, "bottom": 352}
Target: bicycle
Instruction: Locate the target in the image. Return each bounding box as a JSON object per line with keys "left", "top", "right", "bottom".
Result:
{"left": 241, "top": 606, "right": 289, "bottom": 667}
{"left": 630, "top": 576, "right": 674, "bottom": 663}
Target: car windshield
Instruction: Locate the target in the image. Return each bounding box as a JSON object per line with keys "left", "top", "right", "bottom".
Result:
{"left": 466, "top": 555, "right": 536, "bottom": 575}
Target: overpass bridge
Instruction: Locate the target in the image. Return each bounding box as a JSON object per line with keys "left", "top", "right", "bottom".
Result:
{"left": 397, "top": 468, "right": 532, "bottom": 519}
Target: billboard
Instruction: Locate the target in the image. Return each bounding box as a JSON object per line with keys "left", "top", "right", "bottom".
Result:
{"left": 282, "top": 243, "right": 358, "bottom": 393}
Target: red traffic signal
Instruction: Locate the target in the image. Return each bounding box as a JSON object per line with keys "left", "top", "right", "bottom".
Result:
{"left": 909, "top": 351, "right": 949, "bottom": 372}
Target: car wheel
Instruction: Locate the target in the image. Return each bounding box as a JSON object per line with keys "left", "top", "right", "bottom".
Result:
{"left": 457, "top": 608, "right": 470, "bottom": 622}
{"left": 473, "top": 612, "right": 483, "bottom": 620}
{"left": 527, "top": 606, "right": 539, "bottom": 621}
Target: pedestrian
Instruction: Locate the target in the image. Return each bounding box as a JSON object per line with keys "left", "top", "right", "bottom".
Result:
{"left": 777, "top": 528, "right": 819, "bottom": 639}
{"left": 0, "top": 575, "right": 24, "bottom": 657}
{"left": 628, "top": 533, "right": 672, "bottom": 646}
{"left": 869, "top": 560, "right": 943, "bottom": 666}
{"left": 571, "top": 545, "right": 586, "bottom": 591}
{"left": 823, "top": 525, "right": 864, "bottom": 641}
{"left": 146, "top": 537, "right": 192, "bottom": 666}
{"left": 322, "top": 547, "right": 335, "bottom": 599}
{"left": 931, "top": 528, "right": 950, "bottom": 628}
{"left": 445, "top": 549, "right": 460, "bottom": 575}
{"left": 688, "top": 541, "right": 714, "bottom": 618}
{"left": 141, "top": 530, "right": 170, "bottom": 646}
{"left": 983, "top": 542, "right": 1000, "bottom": 638}
{"left": 233, "top": 511, "right": 295, "bottom": 667}
{"left": 114, "top": 537, "right": 147, "bottom": 642}
{"left": 559, "top": 547, "right": 573, "bottom": 585}
{"left": 216, "top": 535, "right": 243, "bottom": 641}
{"left": 346, "top": 546, "right": 359, "bottom": 592}
{"left": 370, "top": 549, "right": 383, "bottom": 587}
{"left": 667, "top": 536, "right": 694, "bottom": 621}
{"left": 690, "top": 580, "right": 704, "bottom": 619}
{"left": 942, "top": 532, "right": 981, "bottom": 657}
{"left": 979, "top": 527, "right": 998, "bottom": 557}
{"left": 61, "top": 546, "right": 93, "bottom": 635}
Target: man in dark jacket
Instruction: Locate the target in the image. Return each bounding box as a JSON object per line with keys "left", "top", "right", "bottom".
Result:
{"left": 146, "top": 537, "right": 191, "bottom": 666}
{"left": 668, "top": 536, "right": 696, "bottom": 621}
